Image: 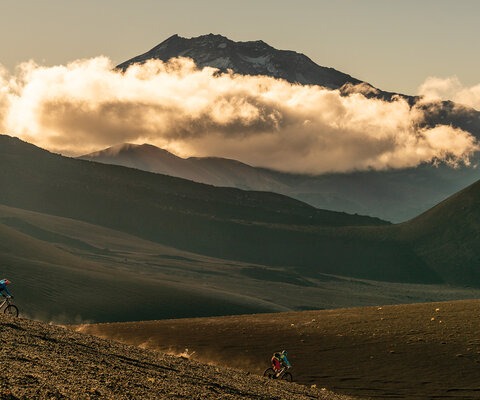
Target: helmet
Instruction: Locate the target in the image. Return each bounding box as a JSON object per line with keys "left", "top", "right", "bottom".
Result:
{"left": 281, "top": 350, "right": 288, "bottom": 356}
{"left": 2, "top": 279, "right": 10, "bottom": 285}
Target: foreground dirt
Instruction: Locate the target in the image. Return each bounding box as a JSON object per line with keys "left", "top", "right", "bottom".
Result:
{"left": 0, "top": 314, "right": 356, "bottom": 399}
{"left": 77, "top": 300, "right": 480, "bottom": 400}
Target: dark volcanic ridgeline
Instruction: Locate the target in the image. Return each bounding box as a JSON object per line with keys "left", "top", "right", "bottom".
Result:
{"left": 1, "top": 134, "right": 444, "bottom": 286}
{"left": 0, "top": 136, "right": 384, "bottom": 228}
{"left": 0, "top": 314, "right": 354, "bottom": 399}
{"left": 116, "top": 33, "right": 364, "bottom": 90}
{"left": 397, "top": 177, "right": 480, "bottom": 285}
{"left": 80, "top": 141, "right": 480, "bottom": 223}
{"left": 2, "top": 135, "right": 480, "bottom": 285}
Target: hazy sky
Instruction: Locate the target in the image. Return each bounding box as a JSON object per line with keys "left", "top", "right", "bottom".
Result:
{"left": 1, "top": 0, "right": 478, "bottom": 95}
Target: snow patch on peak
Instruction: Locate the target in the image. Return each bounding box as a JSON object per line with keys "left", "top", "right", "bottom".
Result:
{"left": 204, "top": 57, "right": 234, "bottom": 70}
{"left": 239, "top": 54, "right": 271, "bottom": 65}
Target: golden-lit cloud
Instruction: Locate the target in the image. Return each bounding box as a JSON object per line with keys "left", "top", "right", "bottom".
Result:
{"left": 0, "top": 57, "right": 478, "bottom": 174}
{"left": 418, "top": 76, "right": 480, "bottom": 111}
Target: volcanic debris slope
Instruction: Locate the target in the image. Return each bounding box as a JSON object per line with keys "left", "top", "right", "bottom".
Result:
{"left": 79, "top": 300, "right": 480, "bottom": 400}
{"left": 0, "top": 314, "right": 356, "bottom": 400}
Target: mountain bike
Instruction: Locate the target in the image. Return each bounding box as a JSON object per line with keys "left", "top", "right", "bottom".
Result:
{"left": 263, "top": 366, "right": 293, "bottom": 382}
{"left": 0, "top": 296, "right": 19, "bottom": 317}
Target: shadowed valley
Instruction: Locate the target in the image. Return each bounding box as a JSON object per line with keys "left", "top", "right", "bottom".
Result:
{"left": 2, "top": 135, "right": 480, "bottom": 324}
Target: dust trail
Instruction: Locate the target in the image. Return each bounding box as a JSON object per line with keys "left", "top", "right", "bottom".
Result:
{"left": 21, "top": 310, "right": 94, "bottom": 325}
{"left": 0, "top": 57, "right": 477, "bottom": 174}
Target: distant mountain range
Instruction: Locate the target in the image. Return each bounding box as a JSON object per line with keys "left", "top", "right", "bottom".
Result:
{"left": 0, "top": 135, "right": 433, "bottom": 283}
{"left": 80, "top": 143, "right": 291, "bottom": 192}
{"left": 3, "top": 134, "right": 480, "bottom": 288}
{"left": 112, "top": 34, "right": 480, "bottom": 222}
{"left": 80, "top": 142, "right": 480, "bottom": 223}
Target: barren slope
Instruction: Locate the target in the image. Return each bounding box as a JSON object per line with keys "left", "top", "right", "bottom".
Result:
{"left": 78, "top": 300, "right": 480, "bottom": 400}
{"left": 6, "top": 134, "right": 439, "bottom": 288}
{"left": 3, "top": 203, "right": 480, "bottom": 324}
{"left": 0, "top": 314, "right": 355, "bottom": 399}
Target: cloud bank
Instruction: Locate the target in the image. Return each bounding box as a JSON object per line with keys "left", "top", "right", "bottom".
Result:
{"left": 418, "top": 76, "right": 480, "bottom": 111}
{"left": 0, "top": 57, "right": 478, "bottom": 174}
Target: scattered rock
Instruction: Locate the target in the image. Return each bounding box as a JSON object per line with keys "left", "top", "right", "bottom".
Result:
{"left": 0, "top": 315, "right": 353, "bottom": 399}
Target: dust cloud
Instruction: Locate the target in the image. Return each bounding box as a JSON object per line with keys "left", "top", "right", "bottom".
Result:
{"left": 0, "top": 57, "right": 478, "bottom": 174}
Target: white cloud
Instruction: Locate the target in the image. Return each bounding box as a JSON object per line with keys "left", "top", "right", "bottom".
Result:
{"left": 418, "top": 76, "right": 480, "bottom": 111}
{"left": 0, "top": 57, "right": 478, "bottom": 174}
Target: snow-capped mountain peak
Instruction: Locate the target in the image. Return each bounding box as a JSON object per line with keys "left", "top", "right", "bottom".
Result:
{"left": 117, "top": 33, "right": 363, "bottom": 89}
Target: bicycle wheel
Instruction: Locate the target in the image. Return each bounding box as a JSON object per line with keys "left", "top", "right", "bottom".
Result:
{"left": 281, "top": 372, "right": 293, "bottom": 382}
{"left": 4, "top": 304, "right": 18, "bottom": 317}
{"left": 263, "top": 368, "right": 276, "bottom": 379}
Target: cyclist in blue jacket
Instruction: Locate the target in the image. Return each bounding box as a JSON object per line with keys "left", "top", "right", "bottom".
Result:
{"left": 0, "top": 279, "right": 12, "bottom": 298}
{"left": 271, "top": 350, "right": 291, "bottom": 375}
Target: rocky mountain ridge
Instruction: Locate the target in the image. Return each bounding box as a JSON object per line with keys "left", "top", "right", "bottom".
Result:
{"left": 117, "top": 33, "right": 366, "bottom": 91}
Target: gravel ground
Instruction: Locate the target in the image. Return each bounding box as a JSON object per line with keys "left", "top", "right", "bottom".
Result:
{"left": 78, "top": 300, "right": 480, "bottom": 399}
{"left": 0, "top": 314, "right": 358, "bottom": 399}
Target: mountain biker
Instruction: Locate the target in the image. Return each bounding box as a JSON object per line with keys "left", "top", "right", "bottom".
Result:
{"left": 271, "top": 350, "right": 291, "bottom": 375}
{"left": 0, "top": 279, "right": 13, "bottom": 298}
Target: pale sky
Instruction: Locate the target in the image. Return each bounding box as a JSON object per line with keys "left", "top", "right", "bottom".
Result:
{"left": 0, "top": 0, "right": 478, "bottom": 95}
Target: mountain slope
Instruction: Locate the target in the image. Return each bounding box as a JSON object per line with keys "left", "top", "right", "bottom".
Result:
{"left": 78, "top": 300, "right": 480, "bottom": 400}
{"left": 117, "top": 33, "right": 365, "bottom": 90}
{"left": 397, "top": 177, "right": 480, "bottom": 285}
{"left": 0, "top": 314, "right": 353, "bottom": 400}
{"left": 80, "top": 143, "right": 289, "bottom": 192}
{"left": 4, "top": 202, "right": 478, "bottom": 323}
{"left": 0, "top": 204, "right": 280, "bottom": 323}
{"left": 81, "top": 142, "right": 480, "bottom": 222}
{"left": 0, "top": 135, "right": 442, "bottom": 285}
{"left": 0, "top": 136, "right": 385, "bottom": 229}
{"left": 7, "top": 134, "right": 480, "bottom": 286}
